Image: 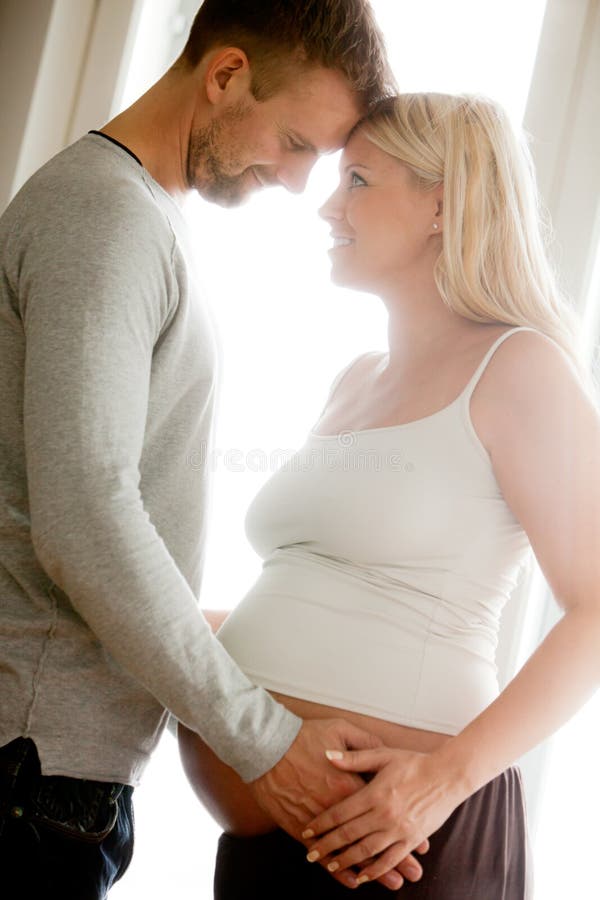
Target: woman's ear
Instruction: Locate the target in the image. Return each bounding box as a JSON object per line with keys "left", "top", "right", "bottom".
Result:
{"left": 432, "top": 186, "right": 444, "bottom": 233}
{"left": 203, "top": 47, "right": 252, "bottom": 107}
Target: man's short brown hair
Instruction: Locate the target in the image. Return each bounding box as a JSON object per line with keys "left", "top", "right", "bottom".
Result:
{"left": 179, "top": 0, "right": 395, "bottom": 109}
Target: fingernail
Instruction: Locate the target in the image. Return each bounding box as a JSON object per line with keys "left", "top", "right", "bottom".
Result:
{"left": 357, "top": 875, "right": 370, "bottom": 885}
{"left": 325, "top": 750, "right": 344, "bottom": 760}
{"left": 327, "top": 861, "right": 340, "bottom": 873}
{"left": 302, "top": 829, "right": 314, "bottom": 840}
{"left": 306, "top": 850, "right": 320, "bottom": 863}
{"left": 406, "top": 865, "right": 421, "bottom": 881}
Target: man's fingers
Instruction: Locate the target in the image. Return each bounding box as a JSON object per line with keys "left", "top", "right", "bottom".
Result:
{"left": 330, "top": 869, "right": 359, "bottom": 890}
{"left": 322, "top": 854, "right": 405, "bottom": 891}
{"left": 336, "top": 721, "right": 385, "bottom": 751}
{"left": 325, "top": 746, "right": 393, "bottom": 773}
{"left": 358, "top": 842, "right": 424, "bottom": 884}
{"left": 377, "top": 870, "right": 405, "bottom": 891}
{"left": 302, "top": 797, "right": 325, "bottom": 818}
{"left": 395, "top": 851, "right": 424, "bottom": 883}
{"left": 302, "top": 769, "right": 388, "bottom": 841}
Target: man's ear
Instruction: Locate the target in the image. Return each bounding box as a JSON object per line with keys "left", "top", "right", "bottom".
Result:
{"left": 203, "top": 47, "right": 252, "bottom": 107}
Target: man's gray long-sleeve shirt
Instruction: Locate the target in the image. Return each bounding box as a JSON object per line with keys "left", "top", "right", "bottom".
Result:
{"left": 0, "top": 134, "right": 301, "bottom": 785}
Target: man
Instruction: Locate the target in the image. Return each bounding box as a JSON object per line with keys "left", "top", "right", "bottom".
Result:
{"left": 0, "top": 1, "right": 416, "bottom": 895}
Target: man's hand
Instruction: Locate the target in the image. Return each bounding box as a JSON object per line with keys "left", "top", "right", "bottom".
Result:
{"left": 249, "top": 718, "right": 380, "bottom": 832}
{"left": 249, "top": 719, "right": 428, "bottom": 890}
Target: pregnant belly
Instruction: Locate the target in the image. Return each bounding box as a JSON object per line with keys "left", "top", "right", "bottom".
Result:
{"left": 178, "top": 692, "right": 450, "bottom": 837}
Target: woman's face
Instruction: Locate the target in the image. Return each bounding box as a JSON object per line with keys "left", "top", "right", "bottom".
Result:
{"left": 320, "top": 130, "right": 443, "bottom": 293}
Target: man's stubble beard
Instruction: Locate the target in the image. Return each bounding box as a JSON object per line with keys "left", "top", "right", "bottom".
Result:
{"left": 187, "top": 102, "right": 254, "bottom": 208}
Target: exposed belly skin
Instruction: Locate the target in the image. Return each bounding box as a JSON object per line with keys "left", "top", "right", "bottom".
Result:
{"left": 178, "top": 691, "right": 450, "bottom": 837}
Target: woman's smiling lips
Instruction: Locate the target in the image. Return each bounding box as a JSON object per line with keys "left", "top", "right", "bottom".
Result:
{"left": 329, "top": 234, "right": 355, "bottom": 250}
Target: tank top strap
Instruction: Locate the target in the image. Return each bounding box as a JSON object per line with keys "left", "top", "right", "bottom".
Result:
{"left": 460, "top": 326, "right": 539, "bottom": 403}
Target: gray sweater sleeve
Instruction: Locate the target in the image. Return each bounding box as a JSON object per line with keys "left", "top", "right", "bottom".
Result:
{"left": 17, "top": 170, "right": 301, "bottom": 782}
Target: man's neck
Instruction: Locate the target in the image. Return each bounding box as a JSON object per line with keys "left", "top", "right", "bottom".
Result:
{"left": 100, "top": 68, "right": 198, "bottom": 200}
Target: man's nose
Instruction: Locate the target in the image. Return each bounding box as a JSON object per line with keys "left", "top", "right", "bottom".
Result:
{"left": 276, "top": 155, "right": 317, "bottom": 194}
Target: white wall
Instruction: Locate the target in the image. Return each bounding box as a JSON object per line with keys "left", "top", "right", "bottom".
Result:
{"left": 525, "top": 0, "right": 600, "bottom": 318}
{"left": 0, "top": 0, "right": 55, "bottom": 208}
{"left": 510, "top": 0, "right": 600, "bottom": 830}
{"left": 0, "top": 0, "right": 142, "bottom": 210}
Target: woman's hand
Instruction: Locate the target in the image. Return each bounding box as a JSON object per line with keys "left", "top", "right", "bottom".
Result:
{"left": 302, "top": 745, "right": 468, "bottom": 884}
{"left": 250, "top": 720, "right": 430, "bottom": 890}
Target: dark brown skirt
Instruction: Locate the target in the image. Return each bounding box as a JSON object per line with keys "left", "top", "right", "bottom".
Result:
{"left": 214, "top": 767, "right": 532, "bottom": 899}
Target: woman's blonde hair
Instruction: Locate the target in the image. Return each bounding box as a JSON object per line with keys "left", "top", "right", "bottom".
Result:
{"left": 358, "top": 93, "right": 590, "bottom": 382}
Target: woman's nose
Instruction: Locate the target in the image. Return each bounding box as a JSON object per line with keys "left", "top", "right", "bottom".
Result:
{"left": 319, "top": 187, "right": 343, "bottom": 222}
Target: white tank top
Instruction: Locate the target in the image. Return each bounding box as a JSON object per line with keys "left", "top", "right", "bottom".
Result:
{"left": 217, "top": 328, "right": 533, "bottom": 734}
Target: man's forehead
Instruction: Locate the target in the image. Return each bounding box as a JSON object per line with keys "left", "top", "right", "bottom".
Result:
{"left": 302, "top": 120, "right": 359, "bottom": 156}
{"left": 282, "top": 67, "right": 362, "bottom": 113}
{"left": 284, "top": 95, "right": 361, "bottom": 153}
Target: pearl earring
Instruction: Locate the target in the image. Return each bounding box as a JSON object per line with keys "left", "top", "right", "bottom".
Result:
{"left": 433, "top": 223, "right": 439, "bottom": 230}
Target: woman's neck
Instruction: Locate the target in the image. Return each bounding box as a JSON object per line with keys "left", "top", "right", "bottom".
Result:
{"left": 379, "top": 280, "right": 475, "bottom": 373}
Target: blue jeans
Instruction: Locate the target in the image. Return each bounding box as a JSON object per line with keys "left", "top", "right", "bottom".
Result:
{"left": 0, "top": 737, "right": 134, "bottom": 899}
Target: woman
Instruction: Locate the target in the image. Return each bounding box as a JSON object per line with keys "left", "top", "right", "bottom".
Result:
{"left": 179, "top": 93, "right": 600, "bottom": 898}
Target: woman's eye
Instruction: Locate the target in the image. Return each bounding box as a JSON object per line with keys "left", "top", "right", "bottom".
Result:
{"left": 349, "top": 171, "right": 367, "bottom": 188}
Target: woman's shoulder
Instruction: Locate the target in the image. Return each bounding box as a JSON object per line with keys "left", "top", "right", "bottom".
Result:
{"left": 475, "top": 327, "right": 580, "bottom": 397}
{"left": 327, "top": 350, "right": 384, "bottom": 397}
{"left": 471, "top": 326, "right": 593, "bottom": 451}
